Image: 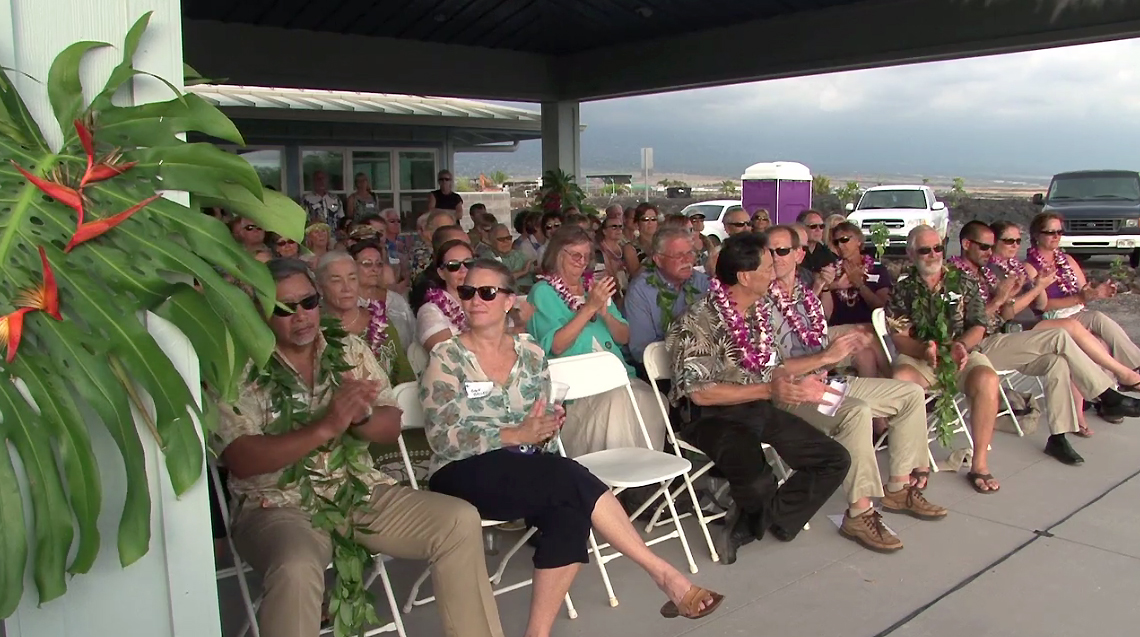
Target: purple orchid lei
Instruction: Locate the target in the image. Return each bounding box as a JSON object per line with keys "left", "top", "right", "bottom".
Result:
{"left": 769, "top": 279, "right": 827, "bottom": 350}
{"left": 425, "top": 287, "right": 468, "bottom": 332}
{"left": 947, "top": 255, "right": 999, "bottom": 302}
{"left": 989, "top": 256, "right": 1028, "bottom": 282}
{"left": 708, "top": 278, "right": 775, "bottom": 373}
{"left": 1027, "top": 247, "right": 1081, "bottom": 295}
{"left": 536, "top": 272, "right": 595, "bottom": 311}
{"left": 361, "top": 298, "right": 388, "bottom": 355}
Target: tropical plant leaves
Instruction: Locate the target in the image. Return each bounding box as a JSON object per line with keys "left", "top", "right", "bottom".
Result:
{"left": 0, "top": 13, "right": 306, "bottom": 613}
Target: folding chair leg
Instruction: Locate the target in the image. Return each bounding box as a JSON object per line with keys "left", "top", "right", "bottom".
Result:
{"left": 367, "top": 558, "right": 408, "bottom": 637}
{"left": 491, "top": 527, "right": 539, "bottom": 585}
{"left": 402, "top": 566, "right": 432, "bottom": 613}
{"left": 660, "top": 487, "right": 699, "bottom": 574}
{"left": 998, "top": 380, "right": 1024, "bottom": 437}
{"left": 564, "top": 593, "right": 578, "bottom": 620}
{"left": 954, "top": 400, "right": 974, "bottom": 450}
{"left": 678, "top": 471, "right": 720, "bottom": 563}
{"left": 588, "top": 530, "right": 620, "bottom": 607}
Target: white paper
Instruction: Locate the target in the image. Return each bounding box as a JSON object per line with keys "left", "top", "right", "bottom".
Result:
{"left": 817, "top": 379, "right": 849, "bottom": 417}
{"left": 464, "top": 381, "right": 494, "bottom": 399}
{"left": 866, "top": 274, "right": 880, "bottom": 283}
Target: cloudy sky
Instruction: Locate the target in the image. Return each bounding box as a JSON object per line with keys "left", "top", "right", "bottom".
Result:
{"left": 457, "top": 36, "right": 1140, "bottom": 182}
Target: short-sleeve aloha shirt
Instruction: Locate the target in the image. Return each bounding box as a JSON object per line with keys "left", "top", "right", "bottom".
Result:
{"left": 886, "top": 265, "right": 988, "bottom": 343}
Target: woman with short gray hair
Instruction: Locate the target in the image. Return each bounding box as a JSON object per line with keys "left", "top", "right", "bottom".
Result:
{"left": 315, "top": 251, "right": 415, "bottom": 385}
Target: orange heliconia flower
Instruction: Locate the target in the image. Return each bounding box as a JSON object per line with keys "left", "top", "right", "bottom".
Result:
{"left": 0, "top": 247, "right": 61, "bottom": 362}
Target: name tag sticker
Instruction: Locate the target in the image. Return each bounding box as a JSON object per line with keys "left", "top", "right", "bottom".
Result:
{"left": 464, "top": 381, "right": 494, "bottom": 399}
{"left": 866, "top": 274, "right": 880, "bottom": 283}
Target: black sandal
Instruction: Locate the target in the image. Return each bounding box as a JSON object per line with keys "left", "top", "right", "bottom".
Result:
{"left": 911, "top": 469, "right": 931, "bottom": 490}
{"left": 967, "top": 472, "right": 1000, "bottom": 494}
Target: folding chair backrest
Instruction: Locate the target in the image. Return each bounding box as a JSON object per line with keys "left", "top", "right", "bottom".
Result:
{"left": 871, "top": 307, "right": 895, "bottom": 365}
{"left": 641, "top": 342, "right": 683, "bottom": 449}
{"left": 548, "top": 351, "right": 655, "bottom": 451}
{"left": 393, "top": 381, "right": 425, "bottom": 489}
{"left": 407, "top": 342, "right": 429, "bottom": 377}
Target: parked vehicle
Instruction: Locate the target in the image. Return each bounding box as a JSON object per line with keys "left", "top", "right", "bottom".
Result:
{"left": 680, "top": 199, "right": 743, "bottom": 241}
{"left": 845, "top": 185, "right": 950, "bottom": 254}
{"left": 1032, "top": 170, "right": 1140, "bottom": 267}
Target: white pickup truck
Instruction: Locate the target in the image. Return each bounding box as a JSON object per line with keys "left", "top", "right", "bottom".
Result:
{"left": 845, "top": 185, "right": 951, "bottom": 253}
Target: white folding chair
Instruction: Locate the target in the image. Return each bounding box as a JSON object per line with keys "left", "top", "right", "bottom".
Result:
{"left": 871, "top": 308, "right": 973, "bottom": 471}
{"left": 407, "top": 342, "right": 429, "bottom": 377}
{"left": 211, "top": 459, "right": 408, "bottom": 637}
{"left": 548, "top": 351, "right": 698, "bottom": 608}
{"left": 640, "top": 341, "right": 797, "bottom": 563}
{"left": 392, "top": 382, "right": 577, "bottom": 619}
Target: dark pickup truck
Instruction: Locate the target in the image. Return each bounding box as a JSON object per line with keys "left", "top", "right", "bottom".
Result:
{"left": 1033, "top": 170, "right": 1140, "bottom": 267}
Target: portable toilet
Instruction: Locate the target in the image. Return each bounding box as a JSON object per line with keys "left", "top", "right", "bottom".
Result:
{"left": 740, "top": 161, "right": 813, "bottom": 225}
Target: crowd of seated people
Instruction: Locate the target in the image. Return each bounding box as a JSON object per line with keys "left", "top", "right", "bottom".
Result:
{"left": 208, "top": 198, "right": 1140, "bottom": 635}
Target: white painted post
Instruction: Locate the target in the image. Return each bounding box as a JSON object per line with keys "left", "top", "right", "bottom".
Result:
{"left": 0, "top": 2, "right": 222, "bottom": 636}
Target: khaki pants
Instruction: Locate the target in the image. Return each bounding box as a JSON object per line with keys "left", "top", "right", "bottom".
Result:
{"left": 232, "top": 484, "right": 504, "bottom": 637}
{"left": 979, "top": 328, "right": 1113, "bottom": 436}
{"left": 783, "top": 377, "right": 929, "bottom": 503}
{"left": 1075, "top": 310, "right": 1140, "bottom": 369}
{"left": 895, "top": 351, "right": 994, "bottom": 390}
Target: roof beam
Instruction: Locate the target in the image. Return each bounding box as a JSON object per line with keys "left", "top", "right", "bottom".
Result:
{"left": 182, "top": 18, "right": 559, "bottom": 102}
{"left": 555, "top": 0, "right": 1140, "bottom": 101}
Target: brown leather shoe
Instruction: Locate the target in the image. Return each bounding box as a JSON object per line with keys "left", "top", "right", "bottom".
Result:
{"left": 840, "top": 509, "right": 903, "bottom": 553}
{"left": 881, "top": 485, "right": 949, "bottom": 521}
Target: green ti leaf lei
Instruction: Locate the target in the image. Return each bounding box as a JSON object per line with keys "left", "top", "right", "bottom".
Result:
{"left": 870, "top": 222, "right": 891, "bottom": 262}
{"left": 249, "top": 316, "right": 381, "bottom": 637}
{"left": 645, "top": 266, "right": 703, "bottom": 332}
{"left": 907, "top": 267, "right": 964, "bottom": 448}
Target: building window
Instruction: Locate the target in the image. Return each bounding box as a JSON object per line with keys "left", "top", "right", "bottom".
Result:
{"left": 399, "top": 151, "right": 436, "bottom": 192}
{"left": 302, "top": 150, "right": 345, "bottom": 191}
{"left": 352, "top": 150, "right": 393, "bottom": 192}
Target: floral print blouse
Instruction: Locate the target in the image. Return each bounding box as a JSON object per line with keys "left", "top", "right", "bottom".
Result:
{"left": 420, "top": 334, "right": 550, "bottom": 475}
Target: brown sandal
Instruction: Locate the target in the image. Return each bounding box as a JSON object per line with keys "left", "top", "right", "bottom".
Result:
{"left": 659, "top": 586, "right": 725, "bottom": 619}
{"left": 1075, "top": 424, "right": 1094, "bottom": 438}
{"left": 910, "top": 469, "right": 931, "bottom": 490}
{"left": 967, "top": 472, "right": 1000, "bottom": 494}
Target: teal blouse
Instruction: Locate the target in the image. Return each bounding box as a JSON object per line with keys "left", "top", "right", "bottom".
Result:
{"left": 526, "top": 280, "right": 634, "bottom": 376}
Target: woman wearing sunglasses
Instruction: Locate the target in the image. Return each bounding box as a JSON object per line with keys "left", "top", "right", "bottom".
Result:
{"left": 990, "top": 220, "right": 1140, "bottom": 400}
{"left": 528, "top": 227, "right": 667, "bottom": 457}
{"left": 315, "top": 251, "right": 415, "bottom": 386}
{"left": 622, "top": 203, "right": 660, "bottom": 279}
{"left": 750, "top": 209, "right": 771, "bottom": 233}
{"left": 414, "top": 240, "right": 477, "bottom": 353}
{"left": 266, "top": 232, "right": 301, "bottom": 259}
{"left": 428, "top": 169, "right": 465, "bottom": 223}
{"left": 421, "top": 259, "right": 724, "bottom": 630}
{"left": 823, "top": 221, "right": 893, "bottom": 378}
{"left": 597, "top": 208, "right": 630, "bottom": 289}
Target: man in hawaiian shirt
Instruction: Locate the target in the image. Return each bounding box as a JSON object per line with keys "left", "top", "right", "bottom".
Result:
{"left": 889, "top": 225, "right": 1004, "bottom": 493}
{"left": 214, "top": 259, "right": 504, "bottom": 637}
{"left": 626, "top": 227, "right": 710, "bottom": 367}
{"left": 953, "top": 221, "right": 1140, "bottom": 465}
{"left": 667, "top": 232, "right": 850, "bottom": 565}
{"left": 766, "top": 225, "right": 946, "bottom": 553}
{"left": 301, "top": 170, "right": 345, "bottom": 228}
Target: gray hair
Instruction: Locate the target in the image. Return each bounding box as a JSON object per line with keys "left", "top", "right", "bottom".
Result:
{"left": 313, "top": 250, "right": 358, "bottom": 282}
{"left": 906, "top": 225, "right": 939, "bottom": 252}
{"left": 490, "top": 222, "right": 510, "bottom": 236}
{"left": 425, "top": 209, "right": 456, "bottom": 230}
{"left": 651, "top": 227, "right": 693, "bottom": 256}
{"left": 266, "top": 258, "right": 315, "bottom": 285}
{"left": 605, "top": 204, "right": 623, "bottom": 216}
{"left": 379, "top": 207, "right": 399, "bottom": 222}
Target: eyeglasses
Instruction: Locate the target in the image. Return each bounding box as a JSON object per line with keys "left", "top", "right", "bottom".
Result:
{"left": 605, "top": 224, "right": 623, "bottom": 230}
{"left": 1000, "top": 237, "right": 1023, "bottom": 245}
{"left": 662, "top": 250, "right": 697, "bottom": 260}
{"left": 726, "top": 221, "right": 750, "bottom": 228}
{"left": 243, "top": 224, "right": 259, "bottom": 232}
{"left": 1039, "top": 229, "right": 1063, "bottom": 236}
{"left": 638, "top": 216, "right": 659, "bottom": 223}
{"left": 770, "top": 247, "right": 794, "bottom": 257}
{"left": 806, "top": 223, "right": 825, "bottom": 230}
{"left": 832, "top": 236, "right": 854, "bottom": 245}
{"left": 544, "top": 223, "right": 562, "bottom": 231}
{"left": 273, "top": 293, "right": 321, "bottom": 317}
{"left": 970, "top": 240, "right": 994, "bottom": 252}
{"left": 689, "top": 215, "right": 705, "bottom": 221}
{"left": 276, "top": 239, "right": 296, "bottom": 247}
{"left": 915, "top": 245, "right": 945, "bottom": 256}
{"left": 457, "top": 285, "right": 514, "bottom": 301}
{"left": 357, "top": 259, "right": 381, "bottom": 268}
{"left": 494, "top": 236, "right": 513, "bottom": 243}
{"left": 443, "top": 259, "right": 475, "bottom": 272}
{"left": 562, "top": 250, "right": 591, "bottom": 264}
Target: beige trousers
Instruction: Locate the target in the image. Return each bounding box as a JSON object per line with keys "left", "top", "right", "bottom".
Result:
{"left": 783, "top": 377, "right": 929, "bottom": 503}
{"left": 979, "top": 328, "right": 1113, "bottom": 436}
{"left": 232, "top": 484, "right": 504, "bottom": 637}
{"left": 1075, "top": 310, "right": 1140, "bottom": 369}
{"left": 562, "top": 378, "right": 667, "bottom": 457}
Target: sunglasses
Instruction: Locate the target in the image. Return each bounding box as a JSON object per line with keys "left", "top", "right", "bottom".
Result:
{"left": 970, "top": 240, "right": 994, "bottom": 252}
{"left": 494, "top": 236, "right": 513, "bottom": 242}
{"left": 638, "top": 216, "right": 659, "bottom": 223}
{"left": 753, "top": 217, "right": 770, "bottom": 223}
{"left": 545, "top": 223, "right": 562, "bottom": 231}
{"left": 273, "top": 293, "right": 321, "bottom": 317}
{"left": 832, "top": 236, "right": 854, "bottom": 245}
{"left": 276, "top": 239, "right": 296, "bottom": 247}
{"left": 915, "top": 245, "right": 945, "bottom": 256}
{"left": 726, "top": 221, "right": 750, "bottom": 228}
{"left": 1000, "top": 237, "right": 1023, "bottom": 245}
{"left": 806, "top": 224, "right": 825, "bottom": 230}
{"left": 457, "top": 285, "right": 514, "bottom": 301}
{"left": 443, "top": 258, "right": 475, "bottom": 272}
{"left": 357, "top": 259, "right": 381, "bottom": 268}
{"left": 689, "top": 215, "right": 706, "bottom": 221}
{"left": 1039, "top": 229, "right": 1063, "bottom": 236}
{"left": 243, "top": 224, "right": 259, "bottom": 232}
{"left": 770, "top": 247, "right": 795, "bottom": 257}
{"left": 605, "top": 223, "right": 623, "bottom": 229}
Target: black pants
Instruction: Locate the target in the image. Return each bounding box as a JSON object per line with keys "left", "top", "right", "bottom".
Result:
{"left": 683, "top": 399, "right": 849, "bottom": 534}
{"left": 429, "top": 449, "right": 609, "bottom": 569}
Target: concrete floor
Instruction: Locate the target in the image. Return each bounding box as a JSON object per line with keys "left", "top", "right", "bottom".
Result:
{"left": 217, "top": 387, "right": 1140, "bottom": 637}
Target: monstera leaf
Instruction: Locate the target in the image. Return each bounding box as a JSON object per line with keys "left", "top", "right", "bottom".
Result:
{"left": 0, "top": 13, "right": 305, "bottom": 616}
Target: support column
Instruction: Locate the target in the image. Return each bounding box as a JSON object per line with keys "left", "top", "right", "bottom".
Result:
{"left": 1, "top": 2, "right": 221, "bottom": 637}
{"left": 540, "top": 100, "right": 581, "bottom": 180}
